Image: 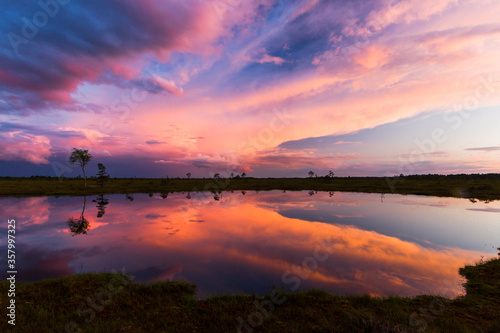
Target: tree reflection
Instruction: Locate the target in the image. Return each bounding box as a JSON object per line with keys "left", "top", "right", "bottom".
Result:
{"left": 67, "top": 196, "right": 90, "bottom": 236}
{"left": 211, "top": 190, "right": 221, "bottom": 201}
{"left": 93, "top": 194, "right": 109, "bottom": 218}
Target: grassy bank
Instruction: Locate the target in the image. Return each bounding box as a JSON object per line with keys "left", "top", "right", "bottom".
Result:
{"left": 1, "top": 257, "right": 499, "bottom": 332}
{"left": 1, "top": 174, "right": 500, "bottom": 200}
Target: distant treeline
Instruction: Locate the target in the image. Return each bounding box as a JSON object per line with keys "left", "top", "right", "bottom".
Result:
{"left": 1, "top": 174, "right": 499, "bottom": 200}
{"left": 2, "top": 173, "right": 500, "bottom": 180}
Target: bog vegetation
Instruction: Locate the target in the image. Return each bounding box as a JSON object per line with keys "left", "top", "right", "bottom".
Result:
{"left": 1, "top": 173, "right": 499, "bottom": 201}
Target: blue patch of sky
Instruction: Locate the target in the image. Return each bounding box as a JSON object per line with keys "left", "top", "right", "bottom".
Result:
{"left": 278, "top": 106, "right": 500, "bottom": 155}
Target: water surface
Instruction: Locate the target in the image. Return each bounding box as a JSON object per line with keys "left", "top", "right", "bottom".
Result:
{"left": 1, "top": 191, "right": 498, "bottom": 298}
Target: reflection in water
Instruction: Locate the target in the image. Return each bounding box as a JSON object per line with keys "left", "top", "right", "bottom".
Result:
{"left": 68, "top": 194, "right": 109, "bottom": 235}
{"left": 93, "top": 194, "right": 109, "bottom": 218}
{"left": 211, "top": 190, "right": 221, "bottom": 201}
{"left": 1, "top": 191, "right": 499, "bottom": 298}
{"left": 67, "top": 196, "right": 90, "bottom": 236}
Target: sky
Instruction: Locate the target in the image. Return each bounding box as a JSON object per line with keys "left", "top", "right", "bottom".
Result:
{"left": 1, "top": 0, "right": 500, "bottom": 178}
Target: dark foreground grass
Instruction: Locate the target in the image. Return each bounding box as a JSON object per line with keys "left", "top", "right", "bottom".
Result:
{"left": 1, "top": 258, "right": 499, "bottom": 332}
{"left": 1, "top": 174, "right": 500, "bottom": 200}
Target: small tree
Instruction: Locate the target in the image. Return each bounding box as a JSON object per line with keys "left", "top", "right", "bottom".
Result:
{"left": 96, "top": 163, "right": 109, "bottom": 187}
{"left": 241, "top": 173, "right": 246, "bottom": 178}
{"left": 328, "top": 170, "right": 335, "bottom": 178}
{"left": 186, "top": 172, "right": 191, "bottom": 179}
{"left": 68, "top": 148, "right": 92, "bottom": 187}
{"left": 308, "top": 171, "right": 314, "bottom": 178}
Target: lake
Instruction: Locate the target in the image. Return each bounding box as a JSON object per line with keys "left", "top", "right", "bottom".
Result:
{"left": 1, "top": 191, "right": 498, "bottom": 298}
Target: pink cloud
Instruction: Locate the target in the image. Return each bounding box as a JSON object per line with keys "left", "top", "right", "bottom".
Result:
{"left": 256, "top": 54, "right": 289, "bottom": 65}
{"left": 351, "top": 46, "right": 390, "bottom": 69}
{"left": 152, "top": 75, "right": 184, "bottom": 96}
{"left": 0, "top": 133, "right": 51, "bottom": 164}
{"left": 364, "top": 0, "right": 459, "bottom": 34}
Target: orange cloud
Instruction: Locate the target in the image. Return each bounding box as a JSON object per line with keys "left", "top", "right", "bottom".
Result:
{"left": 351, "top": 46, "right": 390, "bottom": 69}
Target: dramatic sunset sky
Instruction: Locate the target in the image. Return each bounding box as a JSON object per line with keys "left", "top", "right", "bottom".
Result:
{"left": 1, "top": 0, "right": 500, "bottom": 177}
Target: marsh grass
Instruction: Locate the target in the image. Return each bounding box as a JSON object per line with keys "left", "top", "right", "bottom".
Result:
{"left": 1, "top": 174, "right": 500, "bottom": 200}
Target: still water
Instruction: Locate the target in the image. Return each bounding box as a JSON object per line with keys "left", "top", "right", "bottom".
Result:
{"left": 1, "top": 191, "right": 499, "bottom": 298}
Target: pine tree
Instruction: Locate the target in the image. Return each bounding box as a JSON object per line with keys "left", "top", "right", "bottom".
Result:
{"left": 96, "top": 163, "right": 109, "bottom": 187}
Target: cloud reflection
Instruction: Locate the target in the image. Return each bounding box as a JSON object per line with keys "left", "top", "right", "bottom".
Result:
{"left": 1, "top": 191, "right": 497, "bottom": 298}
